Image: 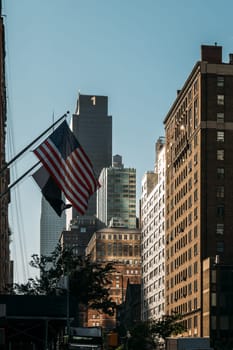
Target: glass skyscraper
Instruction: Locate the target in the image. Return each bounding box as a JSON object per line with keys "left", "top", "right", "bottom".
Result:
{"left": 97, "top": 155, "right": 137, "bottom": 229}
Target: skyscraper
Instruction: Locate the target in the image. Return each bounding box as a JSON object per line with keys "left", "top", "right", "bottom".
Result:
{"left": 164, "top": 45, "right": 233, "bottom": 341}
{"left": 40, "top": 196, "right": 66, "bottom": 257}
{"left": 72, "top": 94, "right": 112, "bottom": 219}
{"left": 140, "top": 137, "right": 165, "bottom": 321}
{"left": 40, "top": 94, "right": 112, "bottom": 258}
{"left": 97, "top": 155, "right": 137, "bottom": 229}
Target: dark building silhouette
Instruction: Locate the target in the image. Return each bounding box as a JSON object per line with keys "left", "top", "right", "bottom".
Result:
{"left": 0, "top": 2, "right": 10, "bottom": 292}
{"left": 203, "top": 257, "right": 233, "bottom": 350}
{"left": 0, "top": 295, "right": 77, "bottom": 349}
{"left": 116, "top": 281, "right": 141, "bottom": 338}
{"left": 72, "top": 94, "right": 112, "bottom": 218}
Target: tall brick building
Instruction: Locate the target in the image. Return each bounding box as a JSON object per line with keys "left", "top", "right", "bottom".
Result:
{"left": 164, "top": 45, "right": 233, "bottom": 342}
{"left": 86, "top": 227, "right": 141, "bottom": 329}
{"left": 0, "top": 2, "right": 10, "bottom": 291}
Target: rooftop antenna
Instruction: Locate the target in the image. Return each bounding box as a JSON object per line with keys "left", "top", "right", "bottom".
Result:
{"left": 76, "top": 89, "right": 81, "bottom": 114}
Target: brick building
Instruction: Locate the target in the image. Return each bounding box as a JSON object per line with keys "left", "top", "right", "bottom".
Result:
{"left": 164, "top": 45, "right": 233, "bottom": 342}
{"left": 86, "top": 227, "right": 141, "bottom": 330}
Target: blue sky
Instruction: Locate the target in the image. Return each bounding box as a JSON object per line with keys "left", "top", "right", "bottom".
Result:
{"left": 4, "top": 0, "right": 233, "bottom": 282}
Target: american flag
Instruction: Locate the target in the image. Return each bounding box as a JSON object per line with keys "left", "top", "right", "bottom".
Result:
{"left": 33, "top": 120, "right": 100, "bottom": 215}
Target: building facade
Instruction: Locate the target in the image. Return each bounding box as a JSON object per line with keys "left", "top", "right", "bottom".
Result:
{"left": 97, "top": 155, "right": 137, "bottom": 229}
{"left": 72, "top": 94, "right": 112, "bottom": 218}
{"left": 164, "top": 45, "right": 233, "bottom": 340}
{"left": 140, "top": 137, "right": 166, "bottom": 321}
{"left": 0, "top": 4, "right": 10, "bottom": 291}
{"left": 86, "top": 227, "right": 141, "bottom": 330}
{"left": 203, "top": 257, "right": 233, "bottom": 349}
{"left": 60, "top": 216, "right": 104, "bottom": 257}
{"left": 40, "top": 197, "right": 66, "bottom": 257}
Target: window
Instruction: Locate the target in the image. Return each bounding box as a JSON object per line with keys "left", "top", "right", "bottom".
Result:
{"left": 211, "top": 270, "right": 216, "bottom": 283}
{"left": 188, "top": 160, "right": 192, "bottom": 172}
{"left": 188, "top": 90, "right": 192, "bottom": 102}
{"left": 217, "top": 167, "right": 224, "bottom": 179}
{"left": 194, "top": 261, "right": 198, "bottom": 274}
{"left": 217, "top": 76, "right": 224, "bottom": 87}
{"left": 194, "top": 99, "right": 198, "bottom": 128}
{"left": 194, "top": 225, "right": 198, "bottom": 238}
{"left": 188, "top": 230, "right": 192, "bottom": 243}
{"left": 188, "top": 248, "right": 192, "bottom": 260}
{"left": 188, "top": 283, "right": 192, "bottom": 295}
{"left": 211, "top": 293, "right": 217, "bottom": 306}
{"left": 217, "top": 131, "right": 225, "bottom": 142}
{"left": 194, "top": 134, "right": 198, "bottom": 147}
{"left": 217, "top": 149, "right": 224, "bottom": 160}
{"left": 188, "top": 108, "right": 192, "bottom": 136}
{"left": 217, "top": 95, "right": 224, "bottom": 105}
{"left": 194, "top": 280, "right": 198, "bottom": 292}
{"left": 194, "top": 189, "right": 198, "bottom": 202}
{"left": 217, "top": 205, "right": 224, "bottom": 218}
{"left": 216, "top": 223, "right": 224, "bottom": 235}
{"left": 107, "top": 243, "right": 112, "bottom": 256}
{"left": 188, "top": 195, "right": 192, "bottom": 208}
{"left": 113, "top": 243, "right": 117, "bottom": 256}
{"left": 194, "top": 80, "right": 198, "bottom": 94}
{"left": 188, "top": 318, "right": 192, "bottom": 329}
{"left": 188, "top": 178, "right": 192, "bottom": 190}
{"left": 194, "top": 207, "right": 198, "bottom": 220}
{"left": 217, "top": 112, "right": 224, "bottom": 123}
{"left": 194, "top": 171, "right": 198, "bottom": 183}
{"left": 217, "top": 186, "right": 224, "bottom": 198}
{"left": 194, "top": 243, "right": 198, "bottom": 256}
{"left": 212, "top": 316, "right": 217, "bottom": 330}
{"left": 217, "top": 241, "right": 224, "bottom": 253}
{"left": 188, "top": 213, "right": 192, "bottom": 225}
{"left": 194, "top": 153, "right": 198, "bottom": 165}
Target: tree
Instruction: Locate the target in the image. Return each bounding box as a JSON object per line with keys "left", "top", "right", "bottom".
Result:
{"left": 150, "top": 313, "right": 186, "bottom": 341}
{"left": 127, "top": 322, "right": 155, "bottom": 350}
{"left": 11, "top": 244, "right": 116, "bottom": 315}
{"left": 122, "top": 314, "right": 186, "bottom": 350}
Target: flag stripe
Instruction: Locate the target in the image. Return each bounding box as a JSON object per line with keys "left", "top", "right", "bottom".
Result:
{"left": 76, "top": 147, "right": 100, "bottom": 191}
{"left": 45, "top": 139, "right": 91, "bottom": 199}
{"left": 34, "top": 144, "right": 88, "bottom": 214}
{"left": 68, "top": 150, "right": 97, "bottom": 194}
{"left": 36, "top": 141, "right": 88, "bottom": 211}
{"left": 34, "top": 151, "right": 87, "bottom": 215}
{"left": 33, "top": 120, "right": 100, "bottom": 216}
{"left": 35, "top": 149, "right": 87, "bottom": 215}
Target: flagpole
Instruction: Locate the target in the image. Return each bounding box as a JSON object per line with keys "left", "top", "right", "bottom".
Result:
{"left": 0, "top": 111, "right": 69, "bottom": 176}
{"left": 0, "top": 161, "right": 41, "bottom": 199}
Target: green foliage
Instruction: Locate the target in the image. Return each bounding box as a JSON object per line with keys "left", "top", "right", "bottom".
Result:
{"left": 127, "top": 322, "right": 156, "bottom": 350}
{"left": 11, "top": 244, "right": 116, "bottom": 315}
{"left": 121, "top": 314, "right": 186, "bottom": 350}
{"left": 150, "top": 313, "right": 186, "bottom": 340}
